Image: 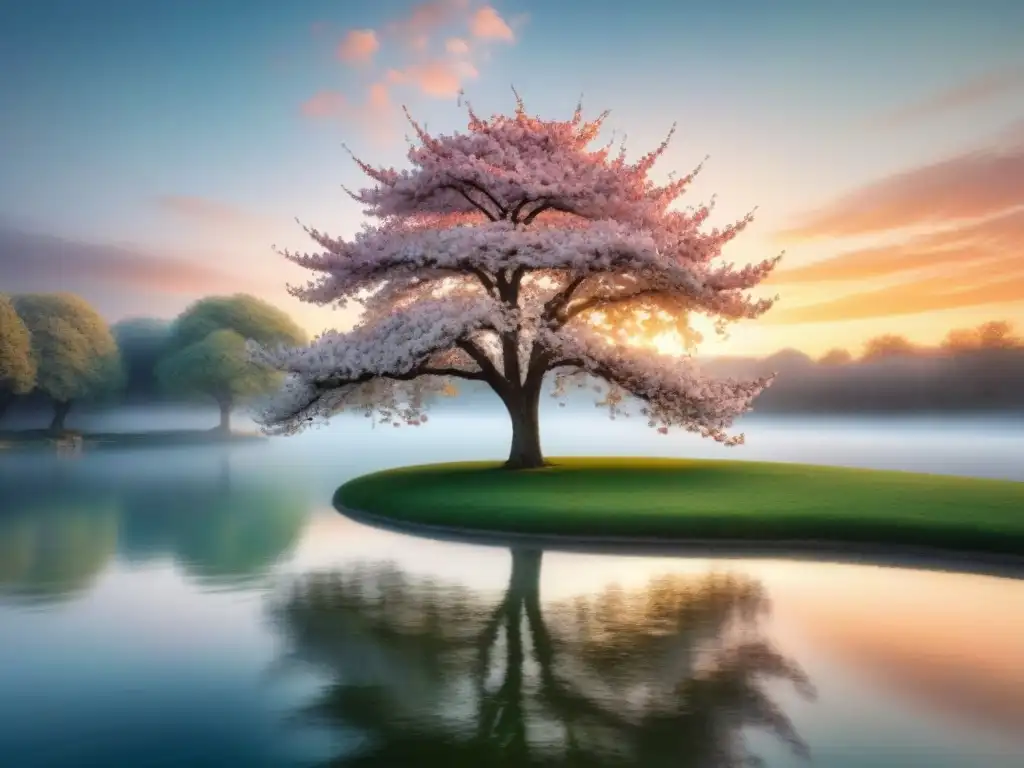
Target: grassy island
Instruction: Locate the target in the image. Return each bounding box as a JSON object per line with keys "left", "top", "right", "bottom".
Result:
{"left": 336, "top": 458, "right": 1024, "bottom": 558}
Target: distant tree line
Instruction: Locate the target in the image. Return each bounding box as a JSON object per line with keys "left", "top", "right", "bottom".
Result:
{"left": 4, "top": 294, "right": 1020, "bottom": 432}
{"left": 446, "top": 320, "right": 1024, "bottom": 414}
{"left": 705, "top": 320, "right": 1024, "bottom": 413}
{"left": 0, "top": 292, "right": 305, "bottom": 433}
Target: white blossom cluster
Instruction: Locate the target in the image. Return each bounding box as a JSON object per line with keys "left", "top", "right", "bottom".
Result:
{"left": 252, "top": 99, "right": 782, "bottom": 440}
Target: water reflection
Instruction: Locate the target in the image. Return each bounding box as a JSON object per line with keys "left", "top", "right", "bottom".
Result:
{"left": 0, "top": 454, "right": 310, "bottom": 603}
{"left": 271, "top": 548, "right": 815, "bottom": 767}
{"left": 0, "top": 488, "right": 119, "bottom": 603}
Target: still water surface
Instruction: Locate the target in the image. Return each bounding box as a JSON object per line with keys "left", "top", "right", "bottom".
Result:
{"left": 1, "top": 412, "right": 1022, "bottom": 766}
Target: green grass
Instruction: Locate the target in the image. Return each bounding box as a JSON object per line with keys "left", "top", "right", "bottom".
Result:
{"left": 337, "top": 457, "right": 1024, "bottom": 557}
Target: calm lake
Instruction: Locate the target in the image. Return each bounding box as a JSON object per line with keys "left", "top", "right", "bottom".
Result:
{"left": 1, "top": 410, "right": 1023, "bottom": 767}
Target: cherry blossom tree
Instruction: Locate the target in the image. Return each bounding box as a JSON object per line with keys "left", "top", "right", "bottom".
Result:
{"left": 252, "top": 94, "right": 781, "bottom": 469}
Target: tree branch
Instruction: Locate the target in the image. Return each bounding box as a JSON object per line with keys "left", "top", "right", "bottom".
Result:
{"left": 440, "top": 184, "right": 497, "bottom": 221}
{"left": 509, "top": 197, "right": 539, "bottom": 224}
{"left": 313, "top": 364, "right": 486, "bottom": 392}
{"left": 442, "top": 178, "right": 507, "bottom": 220}
{"left": 541, "top": 274, "right": 589, "bottom": 324}
{"left": 522, "top": 202, "right": 554, "bottom": 225}
{"left": 560, "top": 287, "right": 665, "bottom": 326}
{"left": 421, "top": 366, "right": 487, "bottom": 380}
{"left": 548, "top": 357, "right": 586, "bottom": 371}
{"left": 510, "top": 265, "right": 528, "bottom": 294}
{"left": 522, "top": 199, "right": 578, "bottom": 225}
{"left": 457, "top": 338, "right": 509, "bottom": 395}
{"left": 466, "top": 266, "right": 497, "bottom": 296}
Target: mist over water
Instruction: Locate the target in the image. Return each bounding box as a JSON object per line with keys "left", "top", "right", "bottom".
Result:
{"left": 37, "top": 402, "right": 1024, "bottom": 482}
{"left": 0, "top": 408, "right": 1022, "bottom": 766}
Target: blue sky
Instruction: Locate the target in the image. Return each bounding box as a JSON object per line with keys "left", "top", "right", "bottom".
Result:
{"left": 1, "top": 0, "right": 1022, "bottom": 356}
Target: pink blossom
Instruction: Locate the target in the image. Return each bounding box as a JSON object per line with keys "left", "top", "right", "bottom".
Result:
{"left": 252, "top": 97, "right": 782, "bottom": 455}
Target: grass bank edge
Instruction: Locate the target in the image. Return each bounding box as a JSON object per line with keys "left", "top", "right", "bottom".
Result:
{"left": 335, "top": 458, "right": 1024, "bottom": 557}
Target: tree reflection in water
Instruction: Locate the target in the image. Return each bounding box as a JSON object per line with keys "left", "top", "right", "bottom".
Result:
{"left": 0, "top": 455, "right": 309, "bottom": 602}
{"left": 271, "top": 548, "right": 815, "bottom": 767}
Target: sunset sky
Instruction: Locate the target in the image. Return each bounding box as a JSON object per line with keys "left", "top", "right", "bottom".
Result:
{"left": 1, "top": 0, "right": 1022, "bottom": 358}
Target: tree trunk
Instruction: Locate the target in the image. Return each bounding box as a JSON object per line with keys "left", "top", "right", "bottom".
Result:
{"left": 216, "top": 398, "right": 232, "bottom": 433}
{"left": 49, "top": 399, "right": 72, "bottom": 434}
{"left": 503, "top": 383, "right": 545, "bottom": 470}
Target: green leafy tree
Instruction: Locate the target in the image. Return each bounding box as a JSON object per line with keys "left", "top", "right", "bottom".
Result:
{"left": 0, "top": 294, "right": 37, "bottom": 422}
{"left": 12, "top": 293, "right": 123, "bottom": 432}
{"left": 170, "top": 293, "right": 307, "bottom": 349}
{"left": 158, "top": 295, "right": 307, "bottom": 432}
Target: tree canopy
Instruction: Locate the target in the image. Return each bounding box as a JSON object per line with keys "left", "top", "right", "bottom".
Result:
{"left": 861, "top": 334, "right": 917, "bottom": 361}
{"left": 252, "top": 96, "right": 780, "bottom": 467}
{"left": 12, "top": 293, "right": 122, "bottom": 406}
{"left": 168, "top": 293, "right": 307, "bottom": 350}
{"left": 942, "top": 320, "right": 1021, "bottom": 352}
{"left": 158, "top": 294, "right": 307, "bottom": 430}
{"left": 0, "top": 294, "right": 36, "bottom": 410}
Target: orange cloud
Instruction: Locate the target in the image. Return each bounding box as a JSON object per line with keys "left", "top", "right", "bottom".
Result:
{"left": 365, "top": 82, "right": 392, "bottom": 117}
{"left": 337, "top": 29, "right": 380, "bottom": 64}
{"left": 469, "top": 6, "right": 514, "bottom": 41}
{"left": 303, "top": 81, "right": 393, "bottom": 139}
{"left": 301, "top": 90, "right": 346, "bottom": 118}
{"left": 386, "top": 0, "right": 471, "bottom": 48}
{"left": 301, "top": 0, "right": 521, "bottom": 134}
{"left": 778, "top": 138, "right": 1024, "bottom": 240}
{"left": 391, "top": 58, "right": 478, "bottom": 97}
{"left": 153, "top": 195, "right": 271, "bottom": 230}
{"left": 763, "top": 257, "right": 1024, "bottom": 324}
{"left": 772, "top": 207, "right": 1024, "bottom": 284}
{"left": 445, "top": 36, "right": 470, "bottom": 54}
{"left": 874, "top": 64, "right": 1024, "bottom": 128}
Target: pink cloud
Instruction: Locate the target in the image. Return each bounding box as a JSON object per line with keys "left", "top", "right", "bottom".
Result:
{"left": 875, "top": 65, "right": 1024, "bottom": 128}
{"left": 445, "top": 37, "right": 470, "bottom": 54}
{"left": 153, "top": 195, "right": 272, "bottom": 230}
{"left": 367, "top": 82, "right": 391, "bottom": 114}
{"left": 298, "top": 0, "right": 520, "bottom": 137}
{"left": 0, "top": 225, "right": 266, "bottom": 296}
{"left": 777, "top": 137, "right": 1024, "bottom": 240}
{"left": 469, "top": 6, "right": 514, "bottom": 41}
{"left": 392, "top": 59, "right": 477, "bottom": 98}
{"left": 301, "top": 82, "right": 393, "bottom": 137}
{"left": 301, "top": 90, "right": 347, "bottom": 118}
{"left": 337, "top": 29, "right": 380, "bottom": 64}
{"left": 386, "top": 0, "right": 470, "bottom": 48}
